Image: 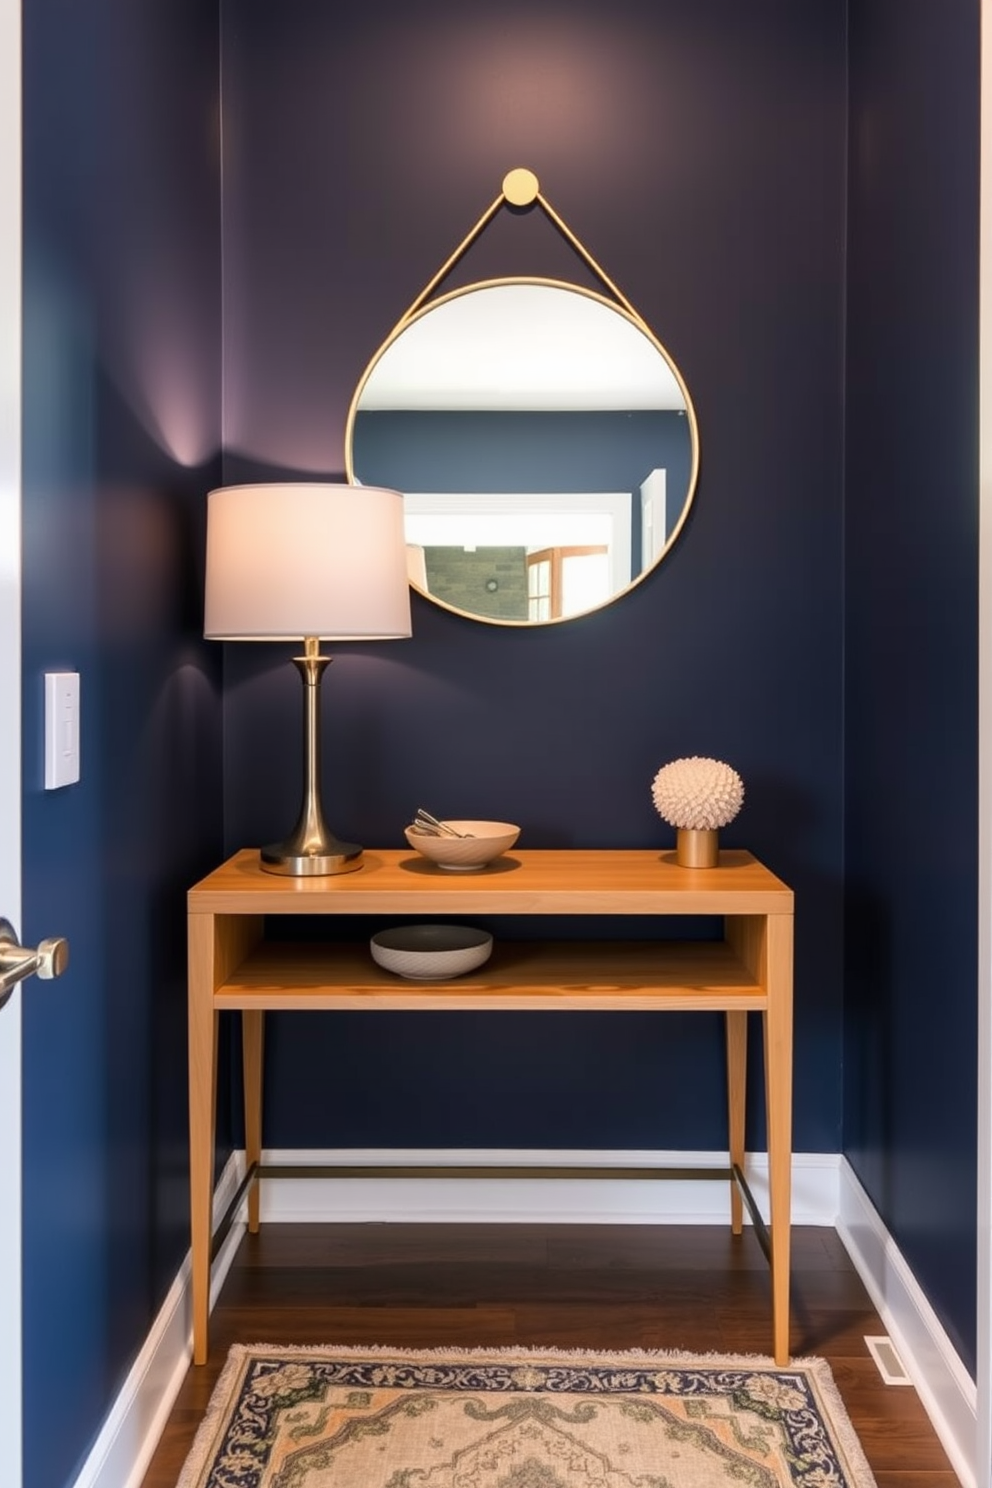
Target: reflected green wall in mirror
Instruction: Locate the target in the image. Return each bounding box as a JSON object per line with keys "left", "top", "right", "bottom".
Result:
{"left": 345, "top": 280, "right": 699, "bottom": 626}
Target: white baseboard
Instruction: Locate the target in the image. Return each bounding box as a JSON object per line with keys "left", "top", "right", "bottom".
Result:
{"left": 72, "top": 1149, "right": 976, "bottom": 1488}
{"left": 255, "top": 1147, "right": 842, "bottom": 1225}
{"left": 69, "top": 1152, "right": 246, "bottom": 1488}
{"left": 838, "top": 1157, "right": 976, "bottom": 1488}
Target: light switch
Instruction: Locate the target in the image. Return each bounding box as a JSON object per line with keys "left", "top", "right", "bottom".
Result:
{"left": 44, "top": 672, "right": 80, "bottom": 789}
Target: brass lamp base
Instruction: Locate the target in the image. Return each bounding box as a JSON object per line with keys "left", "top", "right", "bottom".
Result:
{"left": 258, "top": 639, "right": 367, "bottom": 877}
{"left": 260, "top": 839, "right": 364, "bottom": 876}
{"left": 676, "top": 828, "right": 720, "bottom": 869}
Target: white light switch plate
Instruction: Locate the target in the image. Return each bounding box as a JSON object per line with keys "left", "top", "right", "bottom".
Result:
{"left": 44, "top": 672, "right": 80, "bottom": 789}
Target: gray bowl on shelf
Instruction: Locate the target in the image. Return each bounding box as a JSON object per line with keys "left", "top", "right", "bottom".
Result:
{"left": 370, "top": 924, "right": 493, "bottom": 980}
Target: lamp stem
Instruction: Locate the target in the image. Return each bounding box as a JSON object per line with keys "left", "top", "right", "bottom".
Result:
{"left": 260, "top": 636, "right": 364, "bottom": 876}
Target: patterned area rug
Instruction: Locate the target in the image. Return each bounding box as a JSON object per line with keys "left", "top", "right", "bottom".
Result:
{"left": 177, "top": 1344, "right": 877, "bottom": 1488}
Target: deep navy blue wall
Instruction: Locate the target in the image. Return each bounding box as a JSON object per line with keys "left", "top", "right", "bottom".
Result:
{"left": 21, "top": 3, "right": 224, "bottom": 1484}
{"left": 844, "top": 1, "right": 980, "bottom": 1373}
{"left": 220, "top": 0, "right": 847, "bottom": 1155}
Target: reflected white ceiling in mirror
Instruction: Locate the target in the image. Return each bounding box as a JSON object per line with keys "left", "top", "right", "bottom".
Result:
{"left": 345, "top": 169, "right": 699, "bottom": 627}
{"left": 356, "top": 283, "right": 687, "bottom": 413}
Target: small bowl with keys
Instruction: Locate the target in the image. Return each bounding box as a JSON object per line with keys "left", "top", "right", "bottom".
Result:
{"left": 404, "top": 809, "right": 520, "bottom": 871}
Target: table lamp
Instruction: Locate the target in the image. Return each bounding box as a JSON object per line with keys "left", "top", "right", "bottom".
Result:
{"left": 204, "top": 482, "right": 412, "bottom": 876}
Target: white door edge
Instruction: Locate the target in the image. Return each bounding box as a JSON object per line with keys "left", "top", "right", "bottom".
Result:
{"left": 977, "top": 2, "right": 992, "bottom": 1484}
{"left": 0, "top": 0, "right": 22, "bottom": 1481}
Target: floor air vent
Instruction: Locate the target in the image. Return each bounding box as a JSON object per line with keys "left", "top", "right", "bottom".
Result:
{"left": 865, "top": 1335, "right": 912, "bottom": 1385}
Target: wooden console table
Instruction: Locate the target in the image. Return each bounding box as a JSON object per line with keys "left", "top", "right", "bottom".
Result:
{"left": 187, "top": 847, "right": 794, "bottom": 1365}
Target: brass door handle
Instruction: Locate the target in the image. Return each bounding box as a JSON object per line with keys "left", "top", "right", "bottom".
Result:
{"left": 0, "top": 917, "right": 69, "bottom": 1010}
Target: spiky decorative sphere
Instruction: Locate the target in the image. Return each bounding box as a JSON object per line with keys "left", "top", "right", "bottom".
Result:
{"left": 651, "top": 757, "right": 745, "bottom": 831}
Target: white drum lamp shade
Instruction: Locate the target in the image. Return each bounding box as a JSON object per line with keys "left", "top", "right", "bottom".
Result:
{"left": 203, "top": 482, "right": 412, "bottom": 876}
{"left": 205, "top": 482, "right": 412, "bottom": 641}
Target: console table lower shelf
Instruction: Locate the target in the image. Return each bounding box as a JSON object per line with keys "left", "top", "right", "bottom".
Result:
{"left": 187, "top": 848, "right": 794, "bottom": 1365}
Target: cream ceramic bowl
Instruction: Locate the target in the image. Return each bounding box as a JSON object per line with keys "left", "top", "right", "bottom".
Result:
{"left": 370, "top": 924, "right": 494, "bottom": 980}
{"left": 404, "top": 820, "right": 521, "bottom": 871}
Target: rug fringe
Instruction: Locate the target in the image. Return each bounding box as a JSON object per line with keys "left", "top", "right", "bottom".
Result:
{"left": 235, "top": 1340, "right": 829, "bottom": 1368}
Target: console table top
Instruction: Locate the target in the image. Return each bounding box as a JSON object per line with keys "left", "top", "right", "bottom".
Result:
{"left": 189, "top": 847, "right": 793, "bottom": 917}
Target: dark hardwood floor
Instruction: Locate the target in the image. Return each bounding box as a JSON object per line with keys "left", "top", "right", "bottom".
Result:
{"left": 141, "top": 1223, "right": 960, "bottom": 1487}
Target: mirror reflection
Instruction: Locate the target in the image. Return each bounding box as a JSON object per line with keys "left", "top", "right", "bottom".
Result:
{"left": 346, "top": 280, "right": 698, "bottom": 625}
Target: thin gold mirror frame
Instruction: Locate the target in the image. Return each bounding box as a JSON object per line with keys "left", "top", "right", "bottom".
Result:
{"left": 344, "top": 168, "right": 700, "bottom": 627}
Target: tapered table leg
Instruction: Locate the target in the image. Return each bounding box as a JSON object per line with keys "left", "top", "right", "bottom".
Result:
{"left": 764, "top": 912, "right": 794, "bottom": 1365}
{"left": 725, "top": 1010, "right": 747, "bottom": 1235}
{"left": 188, "top": 911, "right": 263, "bottom": 1364}
{"left": 188, "top": 914, "right": 218, "bottom": 1367}
{"left": 243, "top": 1011, "right": 264, "bottom": 1232}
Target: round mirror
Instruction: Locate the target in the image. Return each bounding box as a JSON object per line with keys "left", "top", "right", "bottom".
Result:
{"left": 345, "top": 279, "right": 699, "bottom": 626}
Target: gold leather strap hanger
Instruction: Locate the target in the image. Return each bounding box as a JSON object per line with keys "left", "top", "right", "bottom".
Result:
{"left": 400, "top": 167, "right": 645, "bottom": 333}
